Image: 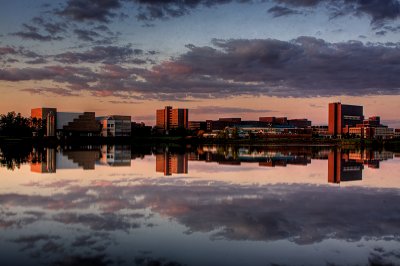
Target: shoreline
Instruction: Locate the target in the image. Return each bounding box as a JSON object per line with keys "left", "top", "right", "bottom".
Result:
{"left": 1, "top": 136, "right": 399, "bottom": 150}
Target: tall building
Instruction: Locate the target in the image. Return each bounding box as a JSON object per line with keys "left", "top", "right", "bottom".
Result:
{"left": 156, "top": 106, "right": 188, "bottom": 131}
{"left": 328, "top": 102, "right": 363, "bottom": 136}
{"left": 31, "top": 107, "right": 57, "bottom": 136}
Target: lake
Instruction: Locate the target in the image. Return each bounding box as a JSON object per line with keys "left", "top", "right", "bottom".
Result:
{"left": 0, "top": 144, "right": 399, "bottom": 266}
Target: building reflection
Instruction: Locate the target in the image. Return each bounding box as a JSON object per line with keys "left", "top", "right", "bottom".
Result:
{"left": 30, "top": 148, "right": 56, "bottom": 173}
{"left": 14, "top": 145, "right": 395, "bottom": 182}
{"left": 328, "top": 149, "right": 394, "bottom": 183}
{"left": 156, "top": 151, "right": 188, "bottom": 176}
{"left": 99, "top": 145, "right": 131, "bottom": 167}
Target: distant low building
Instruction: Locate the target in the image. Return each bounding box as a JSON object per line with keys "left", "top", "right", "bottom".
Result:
{"left": 395, "top": 129, "right": 400, "bottom": 138}
{"left": 188, "top": 121, "right": 207, "bottom": 131}
{"left": 97, "top": 115, "right": 131, "bottom": 137}
{"left": 288, "top": 119, "right": 312, "bottom": 128}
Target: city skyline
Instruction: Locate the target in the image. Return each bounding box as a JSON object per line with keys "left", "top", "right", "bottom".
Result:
{"left": 1, "top": 0, "right": 400, "bottom": 127}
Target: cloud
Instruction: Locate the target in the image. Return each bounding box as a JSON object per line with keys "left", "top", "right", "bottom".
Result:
{"left": 133, "top": 37, "right": 400, "bottom": 98}
{"left": 191, "top": 106, "right": 273, "bottom": 114}
{"left": 268, "top": 5, "right": 302, "bottom": 17}
{"left": 3, "top": 37, "right": 400, "bottom": 99}
{"left": 54, "top": 45, "right": 143, "bottom": 64}
{"left": 57, "top": 0, "right": 122, "bottom": 22}
{"left": 134, "top": 0, "right": 247, "bottom": 21}
{"left": 273, "top": 0, "right": 400, "bottom": 26}
{"left": 21, "top": 88, "right": 79, "bottom": 97}
{"left": 11, "top": 23, "right": 64, "bottom": 41}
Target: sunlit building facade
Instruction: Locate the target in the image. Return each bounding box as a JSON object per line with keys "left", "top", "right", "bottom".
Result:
{"left": 328, "top": 102, "right": 364, "bottom": 137}
{"left": 156, "top": 106, "right": 189, "bottom": 132}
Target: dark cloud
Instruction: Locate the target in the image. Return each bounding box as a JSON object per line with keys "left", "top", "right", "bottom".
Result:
{"left": 52, "top": 0, "right": 400, "bottom": 26}
{"left": 268, "top": 5, "right": 302, "bottom": 17}
{"left": 31, "top": 17, "right": 68, "bottom": 35}
{"left": 54, "top": 45, "right": 141, "bottom": 64}
{"left": 3, "top": 37, "right": 400, "bottom": 99}
{"left": 21, "top": 88, "right": 79, "bottom": 97}
{"left": 136, "top": 37, "right": 400, "bottom": 97}
{"left": 191, "top": 106, "right": 273, "bottom": 114}
{"left": 74, "top": 29, "right": 102, "bottom": 41}
{"left": 57, "top": 0, "right": 122, "bottom": 22}
{"left": 73, "top": 28, "right": 120, "bottom": 44}
{"left": 376, "top": 30, "right": 387, "bottom": 36}
{"left": 56, "top": 0, "right": 253, "bottom": 22}
{"left": 11, "top": 23, "right": 64, "bottom": 41}
{"left": 135, "top": 0, "right": 253, "bottom": 21}
{"left": 273, "top": 0, "right": 400, "bottom": 26}
{"left": 25, "top": 58, "right": 48, "bottom": 64}
{"left": 11, "top": 234, "right": 61, "bottom": 251}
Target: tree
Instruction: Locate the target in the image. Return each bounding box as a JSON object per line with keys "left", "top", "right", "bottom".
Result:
{"left": 0, "top": 112, "right": 33, "bottom": 137}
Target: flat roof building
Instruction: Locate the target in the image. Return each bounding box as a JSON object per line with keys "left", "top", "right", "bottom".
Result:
{"left": 328, "top": 102, "right": 363, "bottom": 136}
{"left": 31, "top": 107, "right": 57, "bottom": 136}
{"left": 97, "top": 115, "right": 131, "bottom": 137}
{"left": 156, "top": 106, "right": 188, "bottom": 132}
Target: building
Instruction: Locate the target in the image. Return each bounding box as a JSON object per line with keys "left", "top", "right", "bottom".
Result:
{"left": 188, "top": 121, "right": 207, "bottom": 131}
{"left": 312, "top": 126, "right": 329, "bottom": 137}
{"left": 287, "top": 119, "right": 312, "bottom": 128}
{"left": 31, "top": 107, "right": 57, "bottom": 136}
{"left": 328, "top": 102, "right": 364, "bottom": 137}
{"left": 374, "top": 127, "right": 394, "bottom": 139}
{"left": 98, "top": 115, "right": 131, "bottom": 137}
{"left": 57, "top": 112, "right": 101, "bottom": 136}
{"left": 156, "top": 106, "right": 189, "bottom": 132}
{"left": 206, "top": 118, "right": 241, "bottom": 131}
{"left": 395, "top": 129, "right": 400, "bottom": 138}
{"left": 259, "top": 117, "right": 287, "bottom": 126}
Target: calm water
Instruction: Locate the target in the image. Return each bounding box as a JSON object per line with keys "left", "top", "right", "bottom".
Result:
{"left": 0, "top": 144, "right": 399, "bottom": 266}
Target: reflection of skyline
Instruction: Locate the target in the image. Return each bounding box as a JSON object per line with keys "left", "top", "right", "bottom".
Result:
{"left": 1, "top": 145, "right": 394, "bottom": 184}
{"left": 156, "top": 152, "right": 188, "bottom": 176}
{"left": 328, "top": 149, "right": 394, "bottom": 184}
{"left": 100, "top": 145, "right": 131, "bottom": 167}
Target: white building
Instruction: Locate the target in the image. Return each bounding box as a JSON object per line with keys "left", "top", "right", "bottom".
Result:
{"left": 97, "top": 115, "right": 131, "bottom": 137}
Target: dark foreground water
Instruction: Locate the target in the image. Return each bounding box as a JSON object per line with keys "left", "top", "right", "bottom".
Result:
{"left": 0, "top": 144, "right": 399, "bottom": 266}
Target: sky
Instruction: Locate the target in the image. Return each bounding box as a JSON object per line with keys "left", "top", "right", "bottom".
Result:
{"left": 0, "top": 0, "right": 400, "bottom": 126}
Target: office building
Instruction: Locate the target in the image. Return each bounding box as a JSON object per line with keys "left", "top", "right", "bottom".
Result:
{"left": 98, "top": 115, "right": 131, "bottom": 137}
{"left": 188, "top": 121, "right": 207, "bottom": 131}
{"left": 57, "top": 112, "right": 101, "bottom": 136}
{"left": 206, "top": 118, "right": 242, "bottom": 131}
{"left": 328, "top": 102, "right": 364, "bottom": 136}
{"left": 31, "top": 107, "right": 57, "bottom": 136}
{"left": 287, "top": 119, "right": 312, "bottom": 128}
{"left": 156, "top": 106, "right": 189, "bottom": 131}
{"left": 259, "top": 117, "right": 287, "bottom": 125}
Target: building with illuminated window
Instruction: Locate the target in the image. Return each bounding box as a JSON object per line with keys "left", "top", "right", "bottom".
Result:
{"left": 156, "top": 106, "right": 188, "bottom": 132}
{"left": 328, "top": 102, "right": 364, "bottom": 137}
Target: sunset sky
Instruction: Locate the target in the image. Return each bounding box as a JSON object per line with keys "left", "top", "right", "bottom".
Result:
{"left": 1, "top": 0, "right": 399, "bottom": 126}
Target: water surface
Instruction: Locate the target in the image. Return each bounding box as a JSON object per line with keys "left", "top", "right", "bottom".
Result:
{"left": 0, "top": 145, "right": 399, "bottom": 266}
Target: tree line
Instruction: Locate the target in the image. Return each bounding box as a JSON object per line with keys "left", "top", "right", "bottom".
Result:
{"left": 0, "top": 112, "right": 45, "bottom": 137}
